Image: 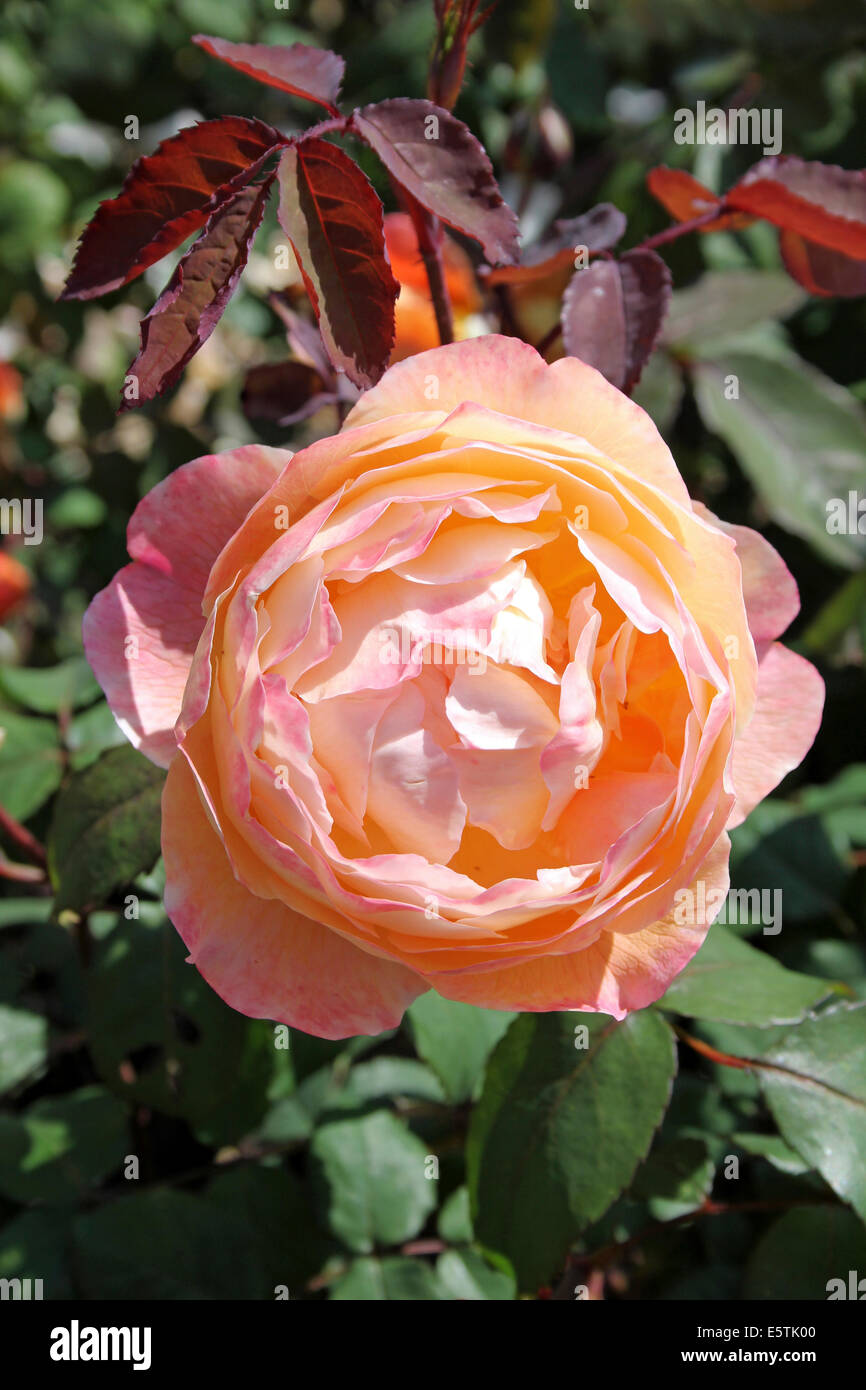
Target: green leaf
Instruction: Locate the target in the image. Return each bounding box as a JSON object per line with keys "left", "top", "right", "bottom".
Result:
{"left": 322, "top": 1056, "right": 446, "bottom": 1112}
{"left": 48, "top": 745, "right": 164, "bottom": 914}
{"left": 0, "top": 1003, "right": 48, "bottom": 1094}
{"left": 729, "top": 799, "right": 852, "bottom": 928}
{"left": 437, "top": 1185, "right": 473, "bottom": 1244}
{"left": 466, "top": 1011, "right": 676, "bottom": 1291}
{"left": 65, "top": 700, "right": 126, "bottom": 771}
{"left": 0, "top": 711, "right": 63, "bottom": 820}
{"left": 329, "top": 1256, "right": 448, "bottom": 1300}
{"left": 657, "top": 924, "right": 834, "bottom": 1025}
{"left": 663, "top": 270, "right": 806, "bottom": 352}
{"left": 435, "top": 1247, "right": 516, "bottom": 1300}
{"left": 0, "top": 1087, "right": 128, "bottom": 1204}
{"left": 692, "top": 346, "right": 866, "bottom": 568}
{"left": 407, "top": 993, "right": 516, "bottom": 1103}
{"left": 73, "top": 1188, "right": 256, "bottom": 1300}
{"left": 204, "top": 1164, "right": 333, "bottom": 1295}
{"left": 732, "top": 1132, "right": 811, "bottom": 1176}
{"left": 629, "top": 1137, "right": 715, "bottom": 1220}
{"left": 86, "top": 916, "right": 274, "bottom": 1144}
{"left": 630, "top": 347, "right": 684, "bottom": 434}
{"left": 0, "top": 657, "right": 100, "bottom": 714}
{"left": 745, "top": 1206, "right": 866, "bottom": 1299}
{"left": 758, "top": 1002, "right": 866, "bottom": 1222}
{"left": 0, "top": 1209, "right": 75, "bottom": 1299}
{"left": 311, "top": 1109, "right": 437, "bottom": 1254}
{"left": 0, "top": 898, "right": 53, "bottom": 929}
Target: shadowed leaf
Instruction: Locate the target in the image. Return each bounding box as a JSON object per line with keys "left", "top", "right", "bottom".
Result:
{"left": 242, "top": 360, "right": 336, "bottom": 425}
{"left": 121, "top": 179, "right": 272, "bottom": 410}
{"left": 192, "top": 34, "right": 344, "bottom": 112}
{"left": 561, "top": 248, "right": 671, "bottom": 393}
{"left": 485, "top": 203, "right": 625, "bottom": 286}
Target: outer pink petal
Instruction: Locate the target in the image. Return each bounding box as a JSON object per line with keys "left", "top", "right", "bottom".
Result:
{"left": 694, "top": 503, "right": 800, "bottom": 643}
{"left": 728, "top": 642, "right": 824, "bottom": 828}
{"left": 84, "top": 565, "right": 205, "bottom": 767}
{"left": 127, "top": 445, "right": 290, "bottom": 594}
{"left": 84, "top": 446, "right": 287, "bottom": 767}
{"left": 162, "top": 756, "right": 427, "bottom": 1038}
{"left": 344, "top": 335, "right": 691, "bottom": 506}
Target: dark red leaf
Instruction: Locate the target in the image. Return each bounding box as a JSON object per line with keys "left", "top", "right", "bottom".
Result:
{"left": 485, "top": 204, "right": 626, "bottom": 287}
{"left": 645, "top": 167, "right": 752, "bottom": 233}
{"left": 241, "top": 360, "right": 337, "bottom": 426}
{"left": 276, "top": 138, "right": 399, "bottom": 388}
{"left": 62, "top": 117, "right": 286, "bottom": 301}
{"left": 120, "top": 180, "right": 272, "bottom": 411}
{"left": 352, "top": 99, "right": 519, "bottom": 265}
{"left": 561, "top": 248, "right": 672, "bottom": 394}
{"left": 727, "top": 157, "right": 866, "bottom": 258}
{"left": 192, "top": 35, "right": 343, "bottom": 114}
{"left": 779, "top": 229, "right": 866, "bottom": 298}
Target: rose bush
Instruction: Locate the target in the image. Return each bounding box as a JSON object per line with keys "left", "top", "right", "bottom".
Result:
{"left": 84, "top": 336, "right": 823, "bottom": 1038}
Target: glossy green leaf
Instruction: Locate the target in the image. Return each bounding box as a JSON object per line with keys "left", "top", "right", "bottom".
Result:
{"left": 47, "top": 745, "right": 164, "bottom": 914}
{"left": 0, "top": 1003, "right": 48, "bottom": 1094}
{"left": 0, "top": 657, "right": 100, "bottom": 714}
{"left": 435, "top": 1247, "right": 516, "bottom": 1300}
{"left": 693, "top": 346, "right": 866, "bottom": 568}
{"left": 467, "top": 1011, "right": 676, "bottom": 1290}
{"left": 745, "top": 1206, "right": 866, "bottom": 1299}
{"left": 407, "top": 993, "right": 515, "bottom": 1103}
{"left": 329, "top": 1256, "right": 447, "bottom": 1300}
{"left": 86, "top": 916, "right": 274, "bottom": 1144}
{"left": 311, "top": 1109, "right": 437, "bottom": 1254}
{"left": 657, "top": 925, "right": 834, "bottom": 1024}
{"left": 758, "top": 1002, "right": 866, "bottom": 1221}
{"left": 0, "top": 711, "right": 63, "bottom": 820}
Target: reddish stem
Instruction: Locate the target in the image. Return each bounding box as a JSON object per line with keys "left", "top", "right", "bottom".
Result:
{"left": 0, "top": 801, "right": 47, "bottom": 866}
{"left": 635, "top": 205, "right": 730, "bottom": 252}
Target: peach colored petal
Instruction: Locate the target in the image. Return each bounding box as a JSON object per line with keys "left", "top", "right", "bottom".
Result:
{"left": 728, "top": 642, "right": 825, "bottom": 828}
{"left": 345, "top": 336, "right": 691, "bottom": 505}
{"left": 162, "top": 755, "right": 427, "bottom": 1037}
{"left": 366, "top": 684, "right": 467, "bottom": 860}
{"left": 422, "top": 835, "right": 730, "bottom": 1016}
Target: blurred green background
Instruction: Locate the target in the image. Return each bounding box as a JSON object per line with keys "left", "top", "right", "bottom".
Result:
{"left": 1, "top": 0, "right": 865, "bottom": 1301}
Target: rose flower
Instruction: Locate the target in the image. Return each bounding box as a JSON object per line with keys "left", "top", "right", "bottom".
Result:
{"left": 85, "top": 337, "right": 823, "bottom": 1037}
{"left": 384, "top": 213, "right": 483, "bottom": 361}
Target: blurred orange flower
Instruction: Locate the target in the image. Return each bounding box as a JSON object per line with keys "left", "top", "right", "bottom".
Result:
{"left": 0, "top": 551, "right": 30, "bottom": 620}
{"left": 384, "top": 213, "right": 482, "bottom": 360}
